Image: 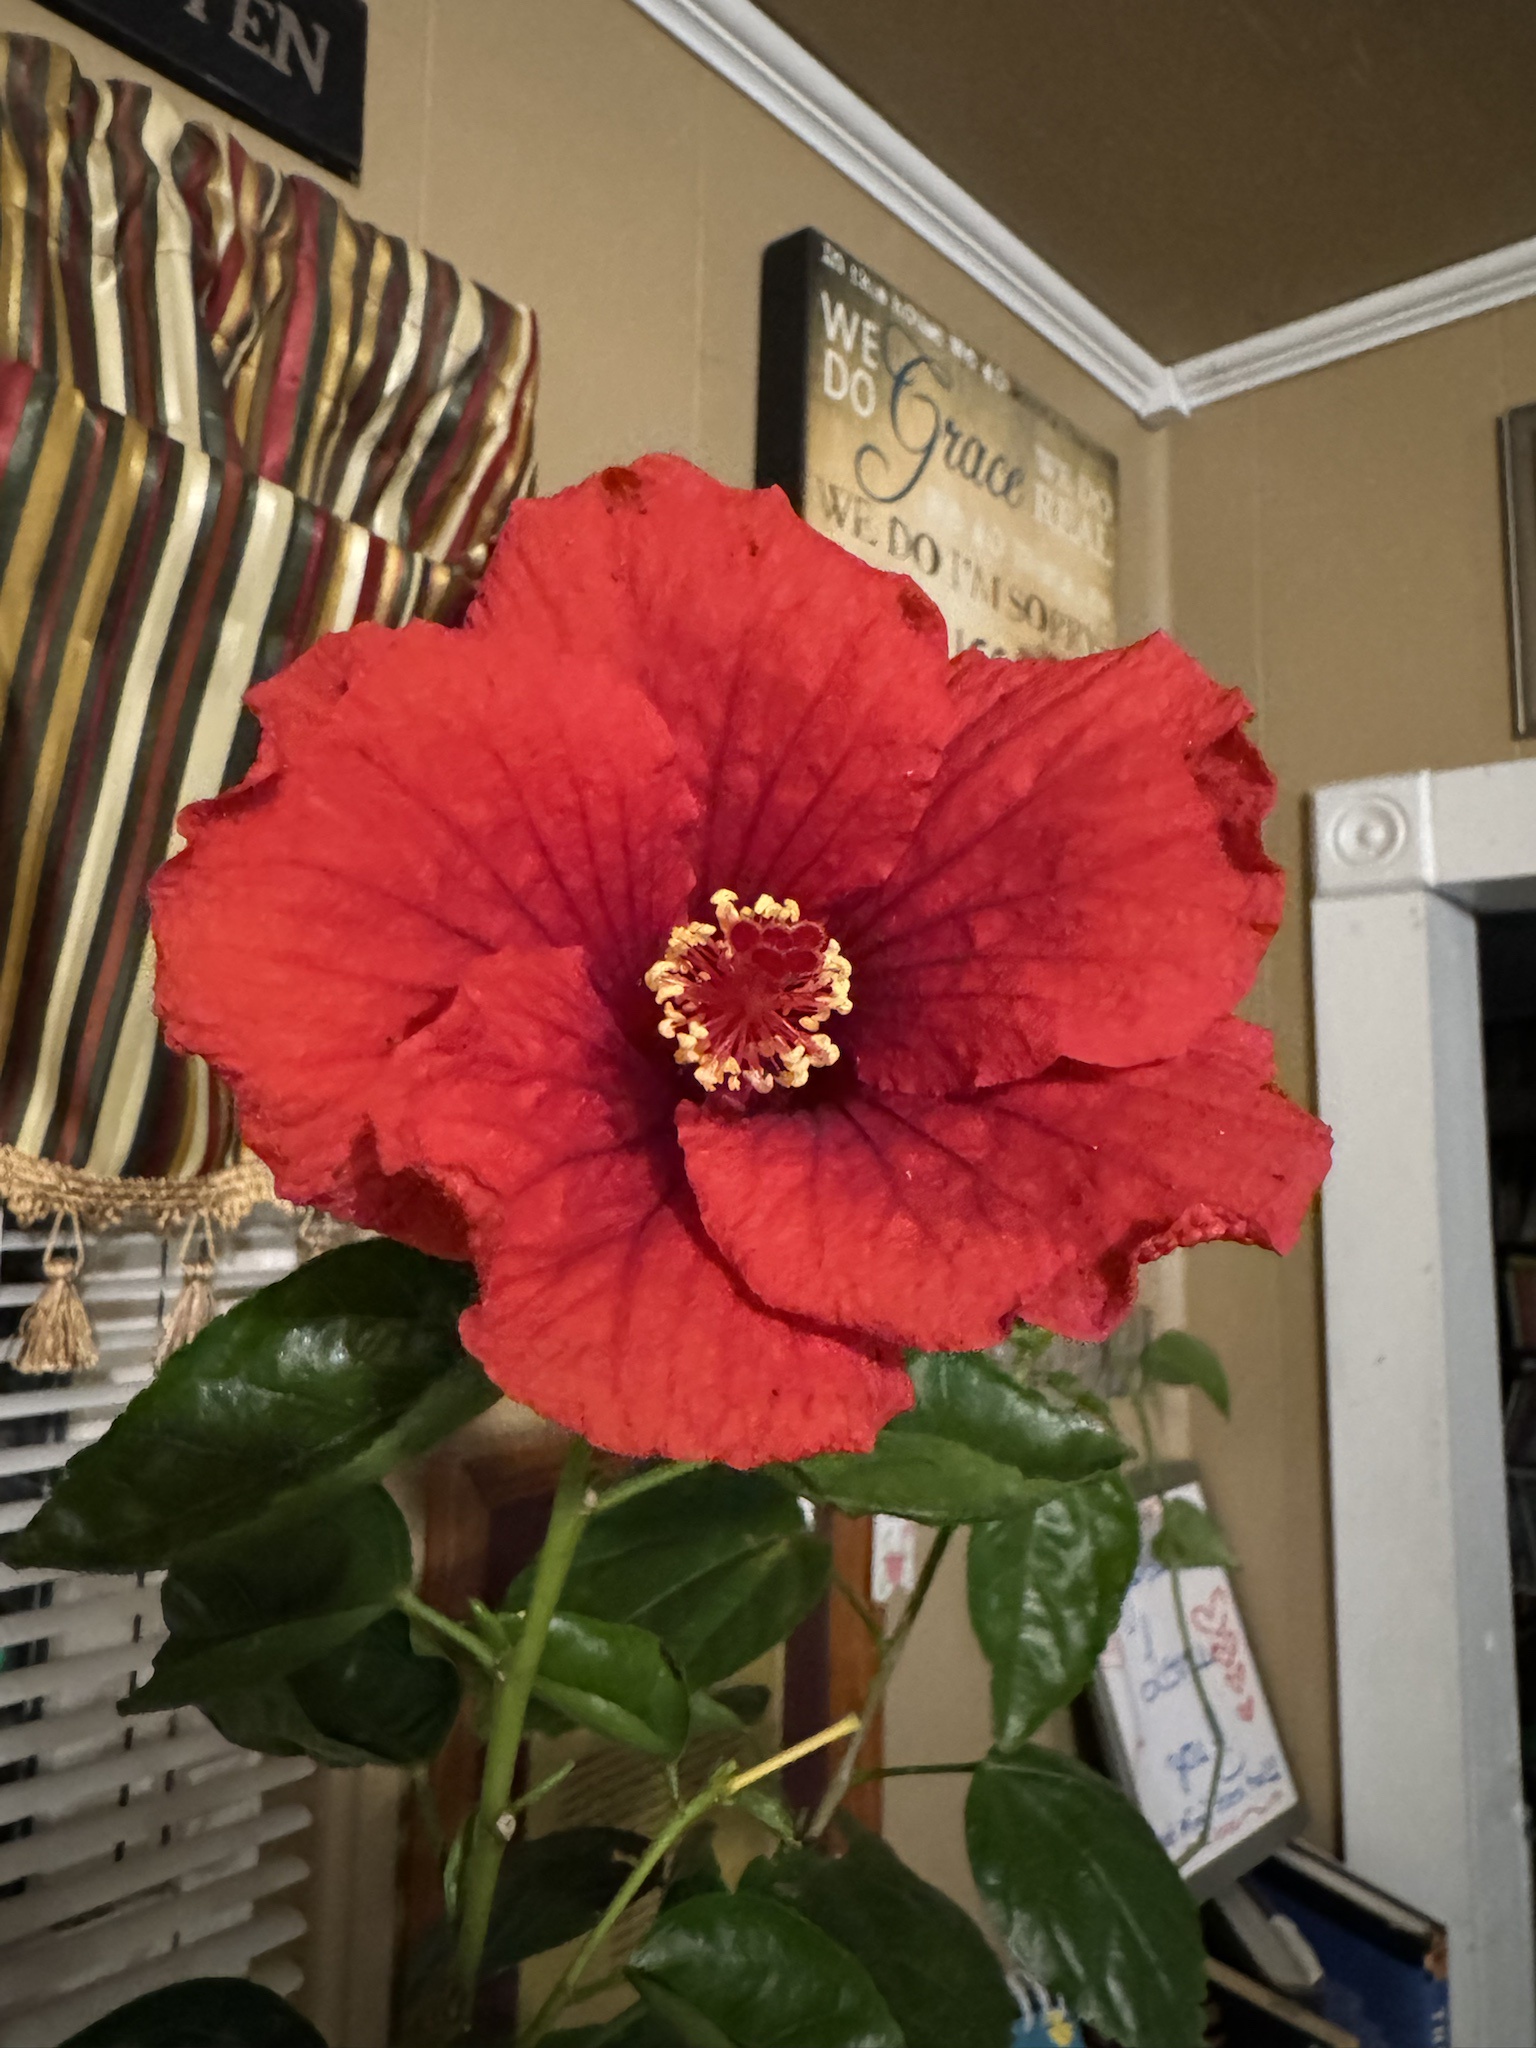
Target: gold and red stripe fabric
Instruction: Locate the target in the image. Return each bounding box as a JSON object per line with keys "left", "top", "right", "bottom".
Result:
{"left": 0, "top": 35, "right": 537, "bottom": 1191}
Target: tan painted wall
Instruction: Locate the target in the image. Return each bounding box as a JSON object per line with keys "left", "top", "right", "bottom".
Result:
{"left": 0, "top": 0, "right": 1175, "bottom": 1970}
{"left": 1169, "top": 305, "right": 1536, "bottom": 1852}
{"left": 21, "top": 0, "right": 1524, "bottom": 1970}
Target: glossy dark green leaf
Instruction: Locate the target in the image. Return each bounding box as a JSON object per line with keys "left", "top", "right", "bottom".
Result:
{"left": 663, "top": 1828, "right": 729, "bottom": 1910}
{"left": 398, "top": 1827, "right": 656, "bottom": 2044}
{"left": 742, "top": 1819, "right": 1017, "bottom": 2048}
{"left": 967, "top": 1475, "right": 1141, "bottom": 1748}
{"left": 122, "top": 1487, "right": 411, "bottom": 1714}
{"left": 780, "top": 1352, "right": 1129, "bottom": 1526}
{"left": 198, "top": 1612, "right": 461, "bottom": 1768}
{"left": 6, "top": 1242, "right": 490, "bottom": 1573}
{"left": 1140, "top": 1331, "right": 1230, "bottom": 1416}
{"left": 965, "top": 1747, "right": 1206, "bottom": 2048}
{"left": 711, "top": 1682, "right": 771, "bottom": 1725}
{"left": 627, "top": 1892, "right": 902, "bottom": 2048}
{"left": 1151, "top": 1495, "right": 1238, "bottom": 1570}
{"left": 688, "top": 1682, "right": 772, "bottom": 1737}
{"left": 58, "top": 1978, "right": 327, "bottom": 2047}
{"left": 484, "top": 1826, "right": 655, "bottom": 1973}
{"left": 513, "top": 1470, "right": 830, "bottom": 1689}
{"left": 508, "top": 1610, "right": 689, "bottom": 1757}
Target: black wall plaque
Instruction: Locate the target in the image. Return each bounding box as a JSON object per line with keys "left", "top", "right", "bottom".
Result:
{"left": 40, "top": 0, "right": 366, "bottom": 180}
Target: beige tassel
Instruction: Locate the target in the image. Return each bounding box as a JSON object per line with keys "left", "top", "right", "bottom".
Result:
{"left": 154, "top": 1215, "right": 219, "bottom": 1369}
{"left": 14, "top": 1212, "right": 98, "bottom": 1376}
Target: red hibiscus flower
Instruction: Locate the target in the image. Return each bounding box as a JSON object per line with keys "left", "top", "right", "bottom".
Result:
{"left": 150, "top": 456, "right": 1330, "bottom": 1466}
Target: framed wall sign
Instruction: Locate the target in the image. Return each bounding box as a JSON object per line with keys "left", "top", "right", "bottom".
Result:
{"left": 1093, "top": 1464, "right": 1303, "bottom": 1898}
{"left": 40, "top": 0, "right": 367, "bottom": 179}
{"left": 1500, "top": 402, "right": 1536, "bottom": 737}
{"left": 757, "top": 227, "right": 1118, "bottom": 658}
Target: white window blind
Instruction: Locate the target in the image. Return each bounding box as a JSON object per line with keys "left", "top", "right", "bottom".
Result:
{"left": 0, "top": 1207, "right": 309, "bottom": 2047}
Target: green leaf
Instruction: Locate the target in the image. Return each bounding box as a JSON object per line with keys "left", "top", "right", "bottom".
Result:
{"left": 512, "top": 1469, "right": 831, "bottom": 1690}
{"left": 967, "top": 1476, "right": 1141, "bottom": 1748}
{"left": 507, "top": 1610, "right": 689, "bottom": 1757}
{"left": 627, "top": 1892, "right": 902, "bottom": 2048}
{"left": 1151, "top": 1495, "right": 1238, "bottom": 1570}
{"left": 484, "top": 1826, "right": 655, "bottom": 1974}
{"left": 742, "top": 1820, "right": 1017, "bottom": 2048}
{"left": 711, "top": 1682, "right": 771, "bottom": 1726}
{"left": 688, "top": 1682, "right": 772, "bottom": 1737}
{"left": 663, "top": 1828, "right": 729, "bottom": 1910}
{"left": 399, "top": 1826, "right": 657, "bottom": 2041}
{"left": 198, "top": 1612, "right": 461, "bottom": 1768}
{"left": 58, "top": 1978, "right": 327, "bottom": 2047}
{"left": 732, "top": 1783, "right": 797, "bottom": 1843}
{"left": 121, "top": 1487, "right": 412, "bottom": 1714}
{"left": 1140, "top": 1331, "right": 1230, "bottom": 1417}
{"left": 965, "top": 1747, "right": 1206, "bottom": 2048}
{"left": 780, "top": 1351, "right": 1129, "bottom": 1526}
{"left": 6, "top": 1242, "right": 491, "bottom": 1573}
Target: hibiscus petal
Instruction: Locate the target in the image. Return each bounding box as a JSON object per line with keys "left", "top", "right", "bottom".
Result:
{"left": 837, "top": 634, "right": 1284, "bottom": 1092}
{"left": 469, "top": 455, "right": 955, "bottom": 909}
{"left": 371, "top": 946, "right": 913, "bottom": 1465}
{"left": 678, "top": 1019, "right": 1331, "bottom": 1348}
{"left": 151, "top": 626, "right": 695, "bottom": 1236}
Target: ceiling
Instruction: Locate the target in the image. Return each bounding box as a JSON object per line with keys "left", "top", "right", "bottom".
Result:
{"left": 755, "top": 0, "right": 1536, "bottom": 362}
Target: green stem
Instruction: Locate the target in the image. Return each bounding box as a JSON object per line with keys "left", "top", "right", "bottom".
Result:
{"left": 397, "top": 1588, "right": 497, "bottom": 1674}
{"left": 517, "top": 1715, "right": 860, "bottom": 2046}
{"left": 590, "top": 1459, "right": 705, "bottom": 1516}
{"left": 852, "top": 1759, "right": 981, "bottom": 1781}
{"left": 518, "top": 1772, "right": 730, "bottom": 2047}
{"left": 454, "top": 1437, "right": 593, "bottom": 2014}
{"left": 1172, "top": 1567, "right": 1226, "bottom": 1867}
{"left": 806, "top": 1524, "right": 953, "bottom": 1840}
{"left": 831, "top": 1567, "right": 883, "bottom": 1643}
{"left": 1130, "top": 1377, "right": 1227, "bottom": 1868}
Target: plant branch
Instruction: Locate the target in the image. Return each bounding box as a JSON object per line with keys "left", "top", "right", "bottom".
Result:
{"left": 852, "top": 1759, "right": 982, "bottom": 1781}
{"left": 589, "top": 1459, "right": 705, "bottom": 1516}
{"left": 806, "top": 1524, "right": 953, "bottom": 1840}
{"left": 1131, "top": 1381, "right": 1227, "bottom": 1869}
{"left": 831, "top": 1567, "right": 883, "bottom": 1643}
{"left": 453, "top": 1436, "right": 593, "bottom": 2014}
{"left": 1171, "top": 1566, "right": 1226, "bottom": 1868}
{"left": 397, "top": 1588, "right": 498, "bottom": 1674}
{"left": 517, "top": 1714, "right": 859, "bottom": 2046}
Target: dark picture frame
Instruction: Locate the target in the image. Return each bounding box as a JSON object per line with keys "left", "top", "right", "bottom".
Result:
{"left": 1499, "top": 402, "right": 1536, "bottom": 738}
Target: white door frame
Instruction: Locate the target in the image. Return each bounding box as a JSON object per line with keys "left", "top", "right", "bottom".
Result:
{"left": 1313, "top": 761, "right": 1536, "bottom": 2047}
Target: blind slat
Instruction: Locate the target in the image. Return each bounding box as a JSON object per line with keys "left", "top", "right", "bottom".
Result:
{"left": 0, "top": 1801, "right": 311, "bottom": 1948}
{"left": 0, "top": 1385, "right": 134, "bottom": 1423}
{"left": 0, "top": 1205, "right": 308, "bottom": 2033}
{"left": 0, "top": 1630, "right": 165, "bottom": 1713}
{"left": 0, "top": 1749, "right": 312, "bottom": 1888}
{"left": 0, "top": 1697, "right": 167, "bottom": 1770}
{"left": 0, "top": 1717, "right": 240, "bottom": 1827}
{"left": 0, "top": 1581, "right": 161, "bottom": 1652}
{"left": 0, "top": 1437, "right": 103, "bottom": 1482}
{"left": 0, "top": 1853, "right": 309, "bottom": 2008}
{"left": 0, "top": 1904, "right": 307, "bottom": 2047}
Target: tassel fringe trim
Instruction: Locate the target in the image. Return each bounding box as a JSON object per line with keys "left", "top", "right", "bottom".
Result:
{"left": 14, "top": 1215, "right": 98, "bottom": 1375}
{"left": 0, "top": 1143, "right": 278, "bottom": 1231}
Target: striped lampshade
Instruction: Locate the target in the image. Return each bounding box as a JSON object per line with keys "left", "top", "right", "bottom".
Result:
{"left": 0, "top": 32, "right": 539, "bottom": 1202}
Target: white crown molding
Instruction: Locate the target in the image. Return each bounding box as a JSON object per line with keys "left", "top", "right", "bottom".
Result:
{"left": 1172, "top": 235, "right": 1536, "bottom": 409}
{"left": 631, "top": 0, "right": 1536, "bottom": 422}
{"left": 625, "top": 0, "right": 1179, "bottom": 419}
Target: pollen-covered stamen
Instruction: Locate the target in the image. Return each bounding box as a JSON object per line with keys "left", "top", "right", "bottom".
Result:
{"left": 643, "top": 889, "right": 853, "bottom": 1096}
